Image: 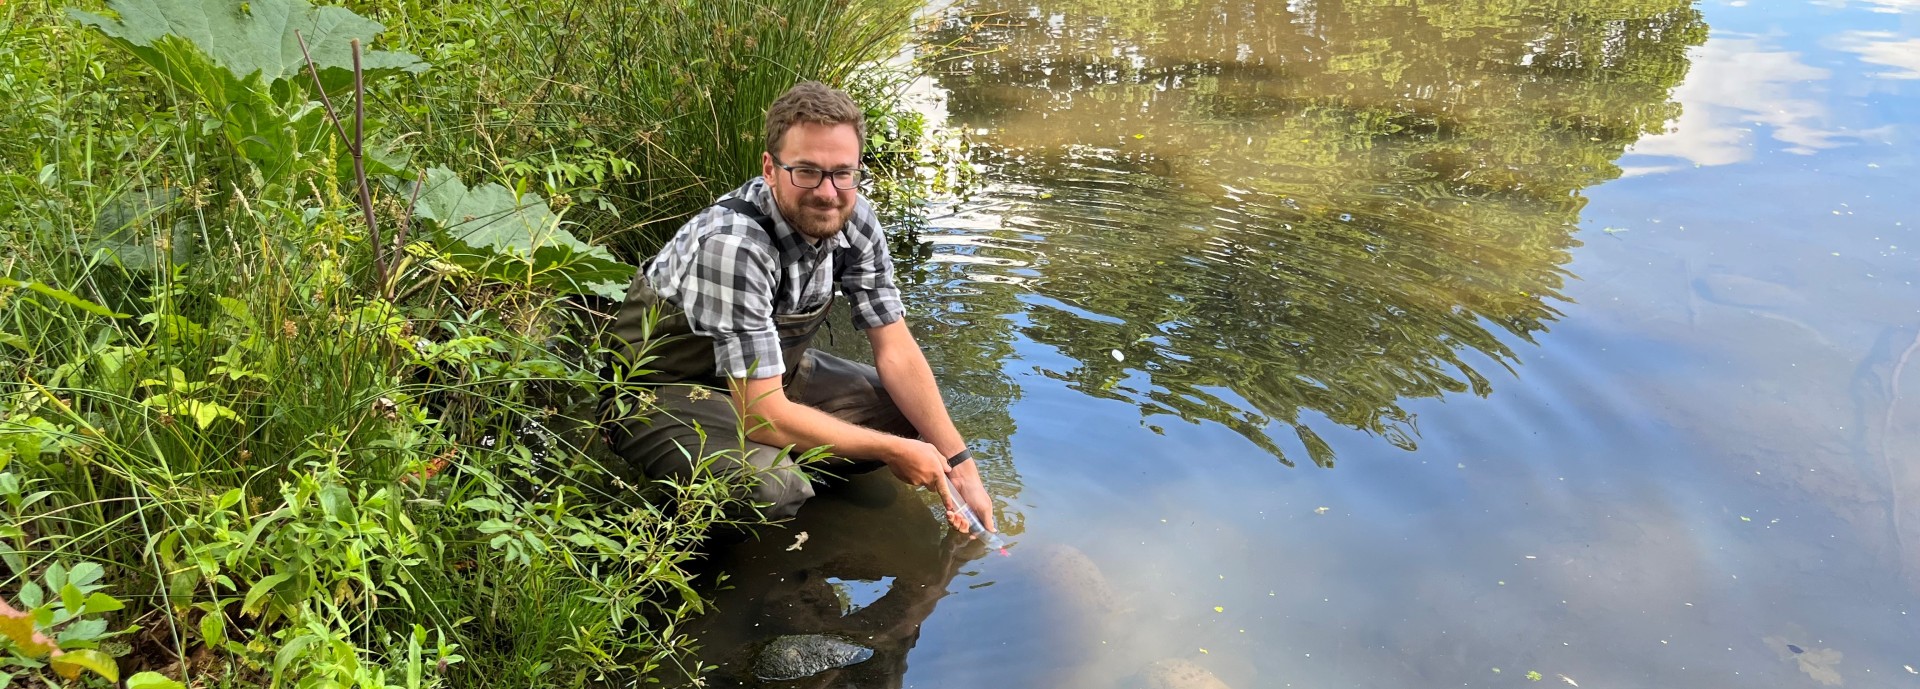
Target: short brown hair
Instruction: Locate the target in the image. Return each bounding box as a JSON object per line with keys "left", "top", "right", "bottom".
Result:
{"left": 764, "top": 81, "right": 865, "bottom": 156}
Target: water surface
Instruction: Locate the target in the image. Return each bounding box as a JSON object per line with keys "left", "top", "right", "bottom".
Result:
{"left": 681, "top": 0, "right": 1920, "bottom": 686}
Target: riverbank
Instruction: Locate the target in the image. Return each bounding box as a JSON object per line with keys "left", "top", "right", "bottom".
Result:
{"left": 0, "top": 0, "right": 933, "bottom": 685}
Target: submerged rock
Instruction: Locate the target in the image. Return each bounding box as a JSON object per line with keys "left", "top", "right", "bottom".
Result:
{"left": 1031, "top": 544, "right": 1126, "bottom": 615}
{"left": 752, "top": 634, "right": 875, "bottom": 681}
{"left": 1694, "top": 273, "right": 1804, "bottom": 309}
{"left": 1143, "top": 658, "right": 1233, "bottom": 689}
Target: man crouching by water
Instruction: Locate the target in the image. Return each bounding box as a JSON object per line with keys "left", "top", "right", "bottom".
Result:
{"left": 603, "top": 81, "right": 994, "bottom": 535}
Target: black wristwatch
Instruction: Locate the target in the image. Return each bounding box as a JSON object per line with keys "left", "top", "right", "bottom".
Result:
{"left": 946, "top": 448, "right": 973, "bottom": 468}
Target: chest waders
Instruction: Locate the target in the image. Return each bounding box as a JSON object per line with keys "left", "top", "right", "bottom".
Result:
{"left": 602, "top": 198, "right": 917, "bottom": 522}
{"left": 608, "top": 198, "right": 829, "bottom": 391}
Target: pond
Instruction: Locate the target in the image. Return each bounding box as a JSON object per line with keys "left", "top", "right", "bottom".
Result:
{"left": 676, "top": 0, "right": 1920, "bottom": 686}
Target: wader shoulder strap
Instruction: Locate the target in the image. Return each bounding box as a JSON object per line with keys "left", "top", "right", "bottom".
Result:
{"left": 715, "top": 197, "right": 774, "bottom": 234}
{"left": 715, "top": 196, "right": 800, "bottom": 299}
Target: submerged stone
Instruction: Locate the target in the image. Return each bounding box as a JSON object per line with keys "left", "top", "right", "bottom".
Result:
{"left": 1143, "top": 658, "right": 1233, "bottom": 689}
{"left": 1032, "top": 544, "right": 1126, "bottom": 615}
{"left": 1694, "top": 273, "right": 1804, "bottom": 309}
{"left": 752, "top": 634, "right": 875, "bottom": 681}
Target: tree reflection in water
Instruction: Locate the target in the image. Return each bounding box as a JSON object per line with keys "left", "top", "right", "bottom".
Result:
{"left": 912, "top": 0, "right": 1708, "bottom": 466}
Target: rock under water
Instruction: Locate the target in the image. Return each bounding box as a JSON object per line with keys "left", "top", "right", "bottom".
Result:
{"left": 752, "top": 634, "right": 875, "bottom": 681}
{"left": 1694, "top": 273, "right": 1804, "bottom": 309}
{"left": 1030, "top": 544, "right": 1126, "bottom": 615}
{"left": 1142, "top": 658, "right": 1234, "bottom": 689}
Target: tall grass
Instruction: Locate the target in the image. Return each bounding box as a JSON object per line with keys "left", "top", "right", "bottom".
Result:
{"left": 366, "top": 0, "right": 929, "bottom": 258}
{"left": 0, "top": 0, "right": 932, "bottom": 685}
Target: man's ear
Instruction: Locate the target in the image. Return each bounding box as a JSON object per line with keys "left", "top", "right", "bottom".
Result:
{"left": 762, "top": 151, "right": 775, "bottom": 181}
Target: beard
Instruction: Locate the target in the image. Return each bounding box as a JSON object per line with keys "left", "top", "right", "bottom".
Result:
{"left": 775, "top": 192, "right": 852, "bottom": 240}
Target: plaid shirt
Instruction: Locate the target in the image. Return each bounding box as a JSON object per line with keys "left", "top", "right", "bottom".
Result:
{"left": 644, "top": 177, "right": 904, "bottom": 379}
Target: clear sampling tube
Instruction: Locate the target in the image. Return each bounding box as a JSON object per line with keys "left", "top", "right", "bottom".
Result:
{"left": 941, "top": 472, "right": 1009, "bottom": 555}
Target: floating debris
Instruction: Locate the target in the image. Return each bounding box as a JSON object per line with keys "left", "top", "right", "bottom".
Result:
{"left": 1112, "top": 349, "right": 1125, "bottom": 362}
{"left": 1559, "top": 674, "right": 1579, "bottom": 687}
{"left": 786, "top": 531, "right": 809, "bottom": 551}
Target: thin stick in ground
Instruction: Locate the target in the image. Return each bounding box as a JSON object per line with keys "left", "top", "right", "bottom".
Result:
{"left": 293, "top": 31, "right": 388, "bottom": 292}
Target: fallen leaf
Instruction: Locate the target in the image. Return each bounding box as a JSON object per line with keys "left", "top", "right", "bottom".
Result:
{"left": 1198, "top": 648, "right": 1208, "bottom": 654}
{"left": 1213, "top": 606, "right": 1224, "bottom": 613}
{"left": 1559, "top": 674, "right": 1578, "bottom": 687}
{"left": 1314, "top": 506, "right": 1330, "bottom": 515}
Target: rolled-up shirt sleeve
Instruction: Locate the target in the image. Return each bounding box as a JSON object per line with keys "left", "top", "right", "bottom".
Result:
{"left": 680, "top": 234, "right": 785, "bottom": 379}
{"left": 841, "top": 210, "right": 905, "bottom": 330}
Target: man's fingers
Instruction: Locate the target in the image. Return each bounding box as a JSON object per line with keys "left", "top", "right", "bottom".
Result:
{"left": 934, "top": 476, "right": 968, "bottom": 531}
{"left": 956, "top": 475, "right": 996, "bottom": 532}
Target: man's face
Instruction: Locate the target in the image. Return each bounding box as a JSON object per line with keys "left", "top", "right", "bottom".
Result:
{"left": 763, "top": 121, "right": 861, "bottom": 241}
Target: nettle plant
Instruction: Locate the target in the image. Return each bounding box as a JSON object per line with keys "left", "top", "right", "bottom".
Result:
{"left": 70, "top": 0, "right": 633, "bottom": 302}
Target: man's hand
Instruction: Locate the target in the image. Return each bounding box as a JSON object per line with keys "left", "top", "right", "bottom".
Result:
{"left": 886, "top": 439, "right": 971, "bottom": 531}
{"left": 947, "top": 459, "right": 997, "bottom": 534}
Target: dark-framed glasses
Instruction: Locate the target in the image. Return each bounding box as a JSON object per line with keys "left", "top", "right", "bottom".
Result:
{"left": 771, "top": 155, "right": 868, "bottom": 190}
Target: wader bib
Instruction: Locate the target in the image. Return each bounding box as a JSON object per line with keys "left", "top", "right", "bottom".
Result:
{"left": 603, "top": 198, "right": 915, "bottom": 520}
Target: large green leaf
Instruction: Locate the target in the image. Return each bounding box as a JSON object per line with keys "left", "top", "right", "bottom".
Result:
{"left": 69, "top": 0, "right": 425, "bottom": 89}
{"left": 69, "top": 0, "right": 424, "bottom": 186}
{"left": 403, "top": 168, "right": 633, "bottom": 300}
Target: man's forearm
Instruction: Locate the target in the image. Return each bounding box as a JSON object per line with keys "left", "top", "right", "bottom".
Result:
{"left": 731, "top": 379, "right": 910, "bottom": 463}
{"left": 874, "top": 344, "right": 966, "bottom": 458}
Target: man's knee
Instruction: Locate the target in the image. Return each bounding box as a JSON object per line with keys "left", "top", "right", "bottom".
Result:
{"left": 746, "top": 462, "right": 816, "bottom": 520}
{"left": 797, "top": 351, "right": 917, "bottom": 437}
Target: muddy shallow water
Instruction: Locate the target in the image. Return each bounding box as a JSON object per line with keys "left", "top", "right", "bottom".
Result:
{"left": 677, "top": 0, "right": 1920, "bottom": 686}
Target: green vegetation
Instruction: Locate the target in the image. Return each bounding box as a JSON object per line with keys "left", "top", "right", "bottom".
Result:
{"left": 369, "top": 0, "right": 953, "bottom": 258}
{"left": 0, "top": 0, "right": 931, "bottom": 685}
